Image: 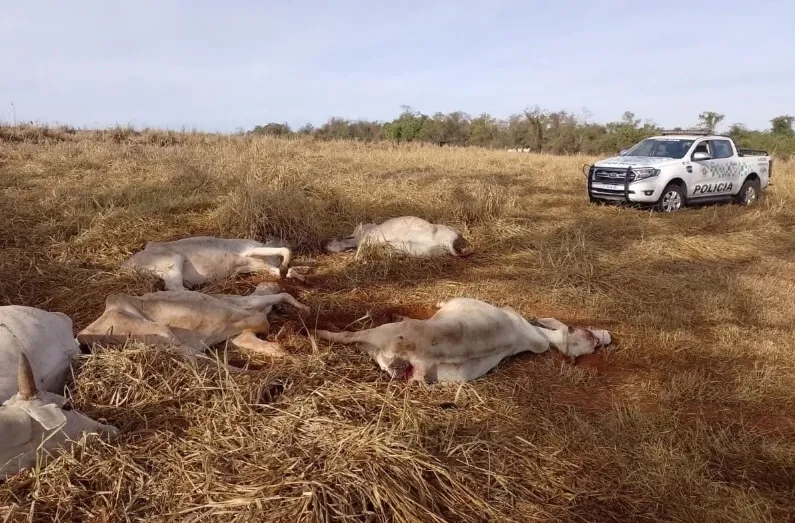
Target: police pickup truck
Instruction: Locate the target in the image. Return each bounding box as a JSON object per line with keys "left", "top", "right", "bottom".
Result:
{"left": 584, "top": 130, "right": 773, "bottom": 212}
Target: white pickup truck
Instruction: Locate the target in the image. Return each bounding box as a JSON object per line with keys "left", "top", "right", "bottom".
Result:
{"left": 585, "top": 130, "right": 773, "bottom": 212}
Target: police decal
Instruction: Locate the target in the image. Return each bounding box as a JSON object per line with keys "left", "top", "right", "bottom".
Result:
{"left": 693, "top": 182, "right": 733, "bottom": 195}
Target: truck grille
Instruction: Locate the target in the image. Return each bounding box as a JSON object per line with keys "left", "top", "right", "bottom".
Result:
{"left": 591, "top": 167, "right": 636, "bottom": 183}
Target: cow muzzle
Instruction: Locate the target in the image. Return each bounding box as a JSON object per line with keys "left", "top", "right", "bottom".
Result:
{"left": 453, "top": 237, "right": 474, "bottom": 257}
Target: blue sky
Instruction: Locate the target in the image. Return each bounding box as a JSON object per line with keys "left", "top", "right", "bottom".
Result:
{"left": 1, "top": 1, "right": 793, "bottom": 133}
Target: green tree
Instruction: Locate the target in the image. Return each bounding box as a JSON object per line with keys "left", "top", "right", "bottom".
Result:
{"left": 251, "top": 122, "right": 292, "bottom": 137}
{"left": 601, "top": 111, "right": 658, "bottom": 152}
{"left": 698, "top": 111, "right": 725, "bottom": 132}
{"left": 435, "top": 111, "right": 470, "bottom": 145}
{"left": 383, "top": 106, "right": 427, "bottom": 142}
{"left": 315, "top": 117, "right": 356, "bottom": 140}
{"left": 726, "top": 123, "right": 748, "bottom": 141}
{"left": 524, "top": 106, "right": 546, "bottom": 152}
{"left": 770, "top": 115, "right": 794, "bottom": 137}
{"left": 248, "top": 106, "right": 795, "bottom": 158}
{"left": 468, "top": 114, "right": 499, "bottom": 148}
{"left": 296, "top": 123, "right": 315, "bottom": 135}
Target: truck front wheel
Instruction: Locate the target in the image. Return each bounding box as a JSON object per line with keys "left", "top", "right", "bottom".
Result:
{"left": 734, "top": 177, "right": 761, "bottom": 206}
{"left": 654, "top": 184, "right": 686, "bottom": 212}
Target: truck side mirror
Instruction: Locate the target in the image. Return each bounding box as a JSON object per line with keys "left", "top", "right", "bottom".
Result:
{"left": 619, "top": 149, "right": 628, "bottom": 155}
{"left": 692, "top": 151, "right": 712, "bottom": 161}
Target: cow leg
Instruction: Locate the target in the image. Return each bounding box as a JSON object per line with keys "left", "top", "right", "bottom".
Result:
{"left": 159, "top": 253, "right": 188, "bottom": 291}
{"left": 323, "top": 236, "right": 359, "bottom": 253}
{"left": 285, "top": 266, "right": 312, "bottom": 283}
{"left": 258, "top": 265, "right": 309, "bottom": 282}
{"left": 251, "top": 292, "right": 311, "bottom": 319}
{"left": 262, "top": 265, "right": 287, "bottom": 279}
{"left": 251, "top": 281, "right": 282, "bottom": 295}
{"left": 314, "top": 322, "right": 407, "bottom": 352}
{"left": 227, "top": 310, "right": 289, "bottom": 359}
{"left": 230, "top": 329, "right": 288, "bottom": 358}
{"left": 243, "top": 246, "right": 292, "bottom": 270}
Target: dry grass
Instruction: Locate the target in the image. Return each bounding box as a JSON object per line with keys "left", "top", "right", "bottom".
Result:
{"left": 1, "top": 126, "right": 794, "bottom": 522}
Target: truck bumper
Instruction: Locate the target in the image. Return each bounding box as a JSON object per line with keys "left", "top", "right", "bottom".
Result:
{"left": 589, "top": 182, "right": 660, "bottom": 203}
{"left": 585, "top": 165, "right": 661, "bottom": 204}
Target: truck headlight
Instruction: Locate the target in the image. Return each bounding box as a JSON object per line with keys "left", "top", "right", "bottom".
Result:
{"left": 631, "top": 168, "right": 660, "bottom": 181}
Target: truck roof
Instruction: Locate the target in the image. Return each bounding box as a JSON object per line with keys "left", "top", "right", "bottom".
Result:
{"left": 655, "top": 129, "right": 731, "bottom": 140}
{"left": 651, "top": 134, "right": 731, "bottom": 140}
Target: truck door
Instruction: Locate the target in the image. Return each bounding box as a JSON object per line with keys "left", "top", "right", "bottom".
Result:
{"left": 709, "top": 139, "right": 740, "bottom": 196}
{"left": 689, "top": 140, "right": 714, "bottom": 199}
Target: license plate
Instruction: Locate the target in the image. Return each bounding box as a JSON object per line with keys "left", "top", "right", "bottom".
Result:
{"left": 601, "top": 184, "right": 622, "bottom": 191}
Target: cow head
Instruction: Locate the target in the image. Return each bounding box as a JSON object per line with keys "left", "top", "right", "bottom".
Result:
{"left": 536, "top": 318, "right": 612, "bottom": 360}
{"left": 452, "top": 235, "right": 474, "bottom": 257}
{"left": 0, "top": 354, "right": 119, "bottom": 478}
{"left": 380, "top": 335, "right": 421, "bottom": 381}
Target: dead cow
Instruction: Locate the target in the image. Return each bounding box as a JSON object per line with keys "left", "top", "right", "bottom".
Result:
{"left": 1, "top": 354, "right": 119, "bottom": 477}
{"left": 121, "top": 236, "right": 310, "bottom": 291}
{"left": 323, "top": 216, "right": 473, "bottom": 258}
{"left": 1, "top": 305, "right": 81, "bottom": 403}
{"left": 313, "top": 297, "right": 612, "bottom": 383}
{"left": 77, "top": 282, "right": 311, "bottom": 363}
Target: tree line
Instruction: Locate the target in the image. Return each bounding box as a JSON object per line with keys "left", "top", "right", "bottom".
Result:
{"left": 250, "top": 107, "right": 795, "bottom": 159}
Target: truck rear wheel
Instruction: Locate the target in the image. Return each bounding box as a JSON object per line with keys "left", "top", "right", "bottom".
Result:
{"left": 654, "top": 184, "right": 685, "bottom": 212}
{"left": 734, "top": 177, "right": 761, "bottom": 206}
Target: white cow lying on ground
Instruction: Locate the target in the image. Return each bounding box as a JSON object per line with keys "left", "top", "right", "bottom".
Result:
{"left": 1, "top": 353, "right": 119, "bottom": 477}
{"left": 121, "top": 236, "right": 310, "bottom": 291}
{"left": 323, "top": 216, "right": 473, "bottom": 258}
{"left": 77, "top": 282, "right": 311, "bottom": 365}
{"left": 1, "top": 305, "right": 81, "bottom": 403}
{"left": 313, "top": 297, "right": 612, "bottom": 383}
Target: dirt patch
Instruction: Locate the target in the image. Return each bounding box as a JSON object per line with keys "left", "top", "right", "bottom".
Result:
{"left": 573, "top": 351, "right": 612, "bottom": 372}
{"left": 385, "top": 302, "right": 440, "bottom": 321}
{"left": 307, "top": 297, "right": 439, "bottom": 330}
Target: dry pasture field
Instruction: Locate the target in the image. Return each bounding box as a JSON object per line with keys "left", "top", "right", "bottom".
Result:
{"left": 1, "top": 127, "right": 794, "bottom": 522}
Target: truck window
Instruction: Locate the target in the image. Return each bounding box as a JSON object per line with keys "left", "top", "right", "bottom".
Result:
{"left": 692, "top": 141, "right": 710, "bottom": 155}
{"left": 623, "top": 138, "right": 695, "bottom": 158}
{"left": 712, "top": 140, "right": 733, "bottom": 159}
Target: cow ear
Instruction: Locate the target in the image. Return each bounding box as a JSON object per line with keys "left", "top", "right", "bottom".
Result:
{"left": 17, "top": 353, "right": 39, "bottom": 399}
{"left": 536, "top": 318, "right": 568, "bottom": 331}
{"left": 21, "top": 404, "right": 68, "bottom": 431}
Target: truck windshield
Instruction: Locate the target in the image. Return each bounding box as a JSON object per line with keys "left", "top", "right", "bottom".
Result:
{"left": 622, "top": 138, "right": 695, "bottom": 159}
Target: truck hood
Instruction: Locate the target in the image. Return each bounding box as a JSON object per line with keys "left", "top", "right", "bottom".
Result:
{"left": 594, "top": 155, "right": 680, "bottom": 168}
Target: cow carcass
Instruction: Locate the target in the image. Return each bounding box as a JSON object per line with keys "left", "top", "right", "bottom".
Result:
{"left": 313, "top": 297, "right": 612, "bottom": 383}
{"left": 121, "top": 236, "right": 310, "bottom": 291}
{"left": 323, "top": 216, "right": 473, "bottom": 258}
{"left": 0, "top": 305, "right": 81, "bottom": 403}
{"left": 77, "top": 282, "right": 311, "bottom": 364}
{"left": 1, "top": 353, "right": 119, "bottom": 477}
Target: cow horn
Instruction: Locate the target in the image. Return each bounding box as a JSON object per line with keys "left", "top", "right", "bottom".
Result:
{"left": 17, "top": 353, "right": 38, "bottom": 399}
